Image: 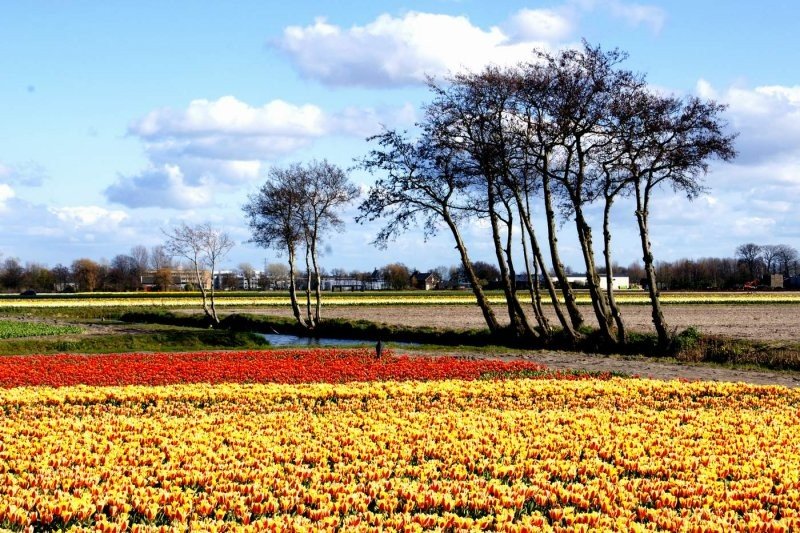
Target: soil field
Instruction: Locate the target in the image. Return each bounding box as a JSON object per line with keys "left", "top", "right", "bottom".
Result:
{"left": 232, "top": 303, "right": 800, "bottom": 342}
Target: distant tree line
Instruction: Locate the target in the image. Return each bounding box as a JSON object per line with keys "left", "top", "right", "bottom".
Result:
{"left": 357, "top": 41, "right": 736, "bottom": 348}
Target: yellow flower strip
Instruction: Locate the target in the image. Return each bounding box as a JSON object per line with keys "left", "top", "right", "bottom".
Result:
{"left": 1, "top": 291, "right": 800, "bottom": 308}
{"left": 1, "top": 379, "right": 800, "bottom": 531}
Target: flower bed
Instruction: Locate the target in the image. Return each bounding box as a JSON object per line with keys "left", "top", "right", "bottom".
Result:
{"left": 1, "top": 379, "right": 799, "bottom": 531}
{"left": 0, "top": 349, "right": 566, "bottom": 388}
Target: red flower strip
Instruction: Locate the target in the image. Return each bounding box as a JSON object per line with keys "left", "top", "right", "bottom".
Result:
{"left": 0, "top": 349, "right": 562, "bottom": 388}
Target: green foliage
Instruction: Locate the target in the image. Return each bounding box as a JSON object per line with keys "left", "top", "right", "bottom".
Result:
{"left": 0, "top": 320, "right": 83, "bottom": 339}
{"left": 0, "top": 329, "right": 267, "bottom": 356}
{"left": 673, "top": 326, "right": 702, "bottom": 352}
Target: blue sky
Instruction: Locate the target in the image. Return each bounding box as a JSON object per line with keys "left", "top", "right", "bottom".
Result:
{"left": 1, "top": 1, "right": 799, "bottom": 273}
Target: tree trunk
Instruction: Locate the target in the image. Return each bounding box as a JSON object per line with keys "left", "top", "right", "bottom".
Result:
{"left": 514, "top": 187, "right": 577, "bottom": 341}
{"left": 208, "top": 265, "right": 219, "bottom": 324}
{"left": 573, "top": 202, "right": 616, "bottom": 344}
{"left": 635, "top": 183, "right": 670, "bottom": 347}
{"left": 519, "top": 219, "right": 550, "bottom": 335}
{"left": 310, "top": 236, "right": 322, "bottom": 325}
{"left": 487, "top": 184, "right": 532, "bottom": 339}
{"left": 500, "top": 197, "right": 538, "bottom": 339}
{"left": 287, "top": 247, "right": 305, "bottom": 328}
{"left": 194, "top": 262, "right": 216, "bottom": 324}
{"left": 442, "top": 212, "right": 500, "bottom": 333}
{"left": 603, "top": 195, "right": 626, "bottom": 343}
{"left": 303, "top": 244, "right": 315, "bottom": 329}
{"left": 542, "top": 172, "right": 584, "bottom": 330}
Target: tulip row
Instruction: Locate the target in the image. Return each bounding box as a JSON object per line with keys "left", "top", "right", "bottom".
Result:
{"left": 1, "top": 291, "right": 799, "bottom": 308}
{"left": 0, "top": 348, "right": 599, "bottom": 388}
{"left": 1, "top": 378, "right": 799, "bottom": 531}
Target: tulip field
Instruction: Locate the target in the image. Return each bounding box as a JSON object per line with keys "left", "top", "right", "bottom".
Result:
{"left": 1, "top": 349, "right": 800, "bottom": 531}
{"left": 0, "top": 290, "right": 799, "bottom": 309}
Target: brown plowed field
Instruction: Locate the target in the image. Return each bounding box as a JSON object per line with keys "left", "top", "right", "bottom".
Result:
{"left": 242, "top": 303, "right": 800, "bottom": 342}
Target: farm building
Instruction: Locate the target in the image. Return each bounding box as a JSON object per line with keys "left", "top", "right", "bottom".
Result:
{"left": 410, "top": 271, "right": 441, "bottom": 290}
{"left": 561, "top": 274, "right": 630, "bottom": 291}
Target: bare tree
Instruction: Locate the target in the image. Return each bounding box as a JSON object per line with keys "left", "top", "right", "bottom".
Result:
{"left": 357, "top": 128, "right": 501, "bottom": 333}
{"left": 618, "top": 89, "right": 736, "bottom": 346}
{"left": 150, "top": 245, "right": 172, "bottom": 270}
{"left": 296, "top": 160, "right": 360, "bottom": 327}
{"left": 735, "top": 243, "right": 764, "bottom": 282}
{"left": 774, "top": 244, "right": 798, "bottom": 277}
{"left": 245, "top": 162, "right": 356, "bottom": 330}
{"left": 238, "top": 262, "right": 257, "bottom": 290}
{"left": 163, "top": 223, "right": 234, "bottom": 325}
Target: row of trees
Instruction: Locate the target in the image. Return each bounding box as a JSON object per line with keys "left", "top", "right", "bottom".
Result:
{"left": 735, "top": 243, "right": 799, "bottom": 280}
{"left": 0, "top": 245, "right": 172, "bottom": 293}
{"left": 356, "top": 42, "right": 736, "bottom": 347}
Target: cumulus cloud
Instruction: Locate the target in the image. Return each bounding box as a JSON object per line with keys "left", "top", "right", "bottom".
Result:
{"left": 104, "top": 165, "right": 214, "bottom": 209}
{"left": 701, "top": 81, "right": 800, "bottom": 165}
{"left": 132, "top": 97, "right": 327, "bottom": 141}
{"left": 275, "top": 12, "right": 553, "bottom": 87}
{"left": 48, "top": 206, "right": 128, "bottom": 228}
{"left": 274, "top": 3, "right": 666, "bottom": 88}
{"left": 109, "top": 96, "right": 412, "bottom": 209}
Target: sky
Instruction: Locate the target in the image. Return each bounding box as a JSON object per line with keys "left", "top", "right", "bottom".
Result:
{"left": 1, "top": 0, "right": 799, "bottom": 274}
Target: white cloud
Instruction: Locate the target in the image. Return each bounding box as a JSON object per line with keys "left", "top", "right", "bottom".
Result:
{"left": 0, "top": 184, "right": 15, "bottom": 210}
{"left": 49, "top": 206, "right": 128, "bottom": 228}
{"left": 506, "top": 8, "right": 574, "bottom": 42}
{"left": 732, "top": 216, "right": 777, "bottom": 238}
{"left": 104, "top": 164, "right": 214, "bottom": 209}
{"left": 112, "top": 96, "right": 412, "bottom": 209}
{"left": 275, "top": 3, "right": 667, "bottom": 88}
{"left": 276, "top": 11, "right": 553, "bottom": 87}
{"left": 571, "top": 0, "right": 665, "bottom": 33}
{"left": 132, "top": 96, "right": 327, "bottom": 140}
{"left": 604, "top": 0, "right": 665, "bottom": 33}
{"left": 698, "top": 81, "right": 800, "bottom": 166}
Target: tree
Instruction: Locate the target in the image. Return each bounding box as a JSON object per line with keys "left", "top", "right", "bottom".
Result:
{"left": 382, "top": 263, "right": 411, "bottom": 290}
{"left": 107, "top": 254, "right": 138, "bottom": 291}
{"left": 71, "top": 258, "right": 102, "bottom": 292}
{"left": 150, "top": 245, "right": 172, "bottom": 271}
{"left": 245, "top": 161, "right": 357, "bottom": 330}
{"left": 244, "top": 166, "right": 308, "bottom": 328}
{"left": 51, "top": 264, "right": 72, "bottom": 292}
{"left": 357, "top": 127, "right": 501, "bottom": 334}
{"left": 23, "top": 262, "right": 55, "bottom": 292}
{"left": 613, "top": 80, "right": 736, "bottom": 346}
{"left": 735, "top": 243, "right": 763, "bottom": 281}
{"left": 774, "top": 244, "right": 798, "bottom": 278}
{"left": 163, "top": 222, "right": 234, "bottom": 325}
{"left": 425, "top": 69, "right": 541, "bottom": 340}
{"left": 264, "top": 262, "right": 289, "bottom": 290}
{"left": 295, "top": 160, "right": 360, "bottom": 327}
{"left": 0, "top": 258, "right": 24, "bottom": 291}
{"left": 238, "top": 262, "right": 257, "bottom": 290}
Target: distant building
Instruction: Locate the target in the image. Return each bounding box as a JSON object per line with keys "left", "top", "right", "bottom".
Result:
{"left": 410, "top": 271, "right": 440, "bottom": 291}
{"left": 141, "top": 269, "right": 212, "bottom": 291}
{"left": 514, "top": 273, "right": 629, "bottom": 291}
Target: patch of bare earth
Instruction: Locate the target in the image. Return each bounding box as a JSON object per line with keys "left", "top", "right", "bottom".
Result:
{"left": 230, "top": 303, "right": 800, "bottom": 387}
